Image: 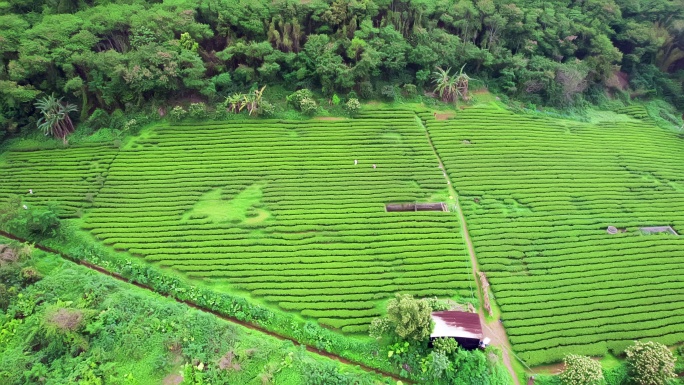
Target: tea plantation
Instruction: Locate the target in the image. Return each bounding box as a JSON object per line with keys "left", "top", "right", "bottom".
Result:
{"left": 426, "top": 106, "right": 684, "bottom": 365}
{"left": 0, "top": 112, "right": 473, "bottom": 334}
{"left": 2, "top": 105, "right": 684, "bottom": 368}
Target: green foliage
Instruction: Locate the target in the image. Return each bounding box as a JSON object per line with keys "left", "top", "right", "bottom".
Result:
{"left": 188, "top": 103, "right": 207, "bottom": 120}
{"left": 0, "top": 0, "right": 681, "bottom": 137}
{"left": 559, "top": 354, "right": 604, "bottom": 385}
{"left": 432, "top": 338, "right": 459, "bottom": 356}
{"left": 0, "top": 252, "right": 387, "bottom": 385}
{"left": 34, "top": 94, "right": 78, "bottom": 143}
{"left": 385, "top": 294, "right": 433, "bottom": 342}
{"left": 344, "top": 98, "right": 361, "bottom": 116}
{"left": 287, "top": 89, "right": 317, "bottom": 113}
{"left": 332, "top": 94, "right": 341, "bottom": 106}
{"left": 225, "top": 86, "right": 268, "bottom": 116}
{"left": 180, "top": 32, "right": 199, "bottom": 53}
{"left": 170, "top": 106, "right": 188, "bottom": 122}
{"left": 299, "top": 97, "right": 318, "bottom": 116}
{"left": 0, "top": 197, "right": 60, "bottom": 240}
{"left": 625, "top": 341, "right": 677, "bottom": 385}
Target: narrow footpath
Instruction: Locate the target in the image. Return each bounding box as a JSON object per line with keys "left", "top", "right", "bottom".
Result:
{"left": 416, "top": 115, "right": 522, "bottom": 385}
{"left": 0, "top": 230, "right": 410, "bottom": 384}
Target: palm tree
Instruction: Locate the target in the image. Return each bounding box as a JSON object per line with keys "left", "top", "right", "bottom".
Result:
{"left": 432, "top": 66, "right": 456, "bottom": 102}
{"left": 35, "top": 94, "right": 78, "bottom": 144}
{"left": 432, "top": 65, "right": 472, "bottom": 103}
{"left": 454, "top": 65, "right": 472, "bottom": 101}
{"left": 225, "top": 86, "right": 267, "bottom": 116}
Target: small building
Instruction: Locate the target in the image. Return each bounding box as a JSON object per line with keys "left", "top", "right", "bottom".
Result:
{"left": 430, "top": 311, "right": 484, "bottom": 350}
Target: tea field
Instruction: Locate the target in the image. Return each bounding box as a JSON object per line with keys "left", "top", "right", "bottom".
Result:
{"left": 0, "top": 113, "right": 473, "bottom": 334}
{"left": 426, "top": 106, "right": 684, "bottom": 365}
{"left": 2, "top": 105, "right": 684, "bottom": 367}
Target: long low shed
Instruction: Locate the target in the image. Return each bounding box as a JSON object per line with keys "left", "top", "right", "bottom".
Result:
{"left": 430, "top": 311, "right": 484, "bottom": 350}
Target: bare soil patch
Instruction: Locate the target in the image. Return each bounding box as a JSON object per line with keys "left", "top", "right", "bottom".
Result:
{"left": 434, "top": 112, "right": 456, "bottom": 120}
{"left": 314, "top": 116, "right": 345, "bottom": 121}
{"left": 162, "top": 374, "right": 183, "bottom": 385}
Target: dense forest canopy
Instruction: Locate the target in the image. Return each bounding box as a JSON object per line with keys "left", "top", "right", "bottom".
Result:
{"left": 1, "top": 0, "right": 683, "bottom": 135}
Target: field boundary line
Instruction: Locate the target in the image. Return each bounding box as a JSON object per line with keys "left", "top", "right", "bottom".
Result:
{"left": 0, "top": 230, "right": 411, "bottom": 384}
{"left": 415, "top": 114, "right": 522, "bottom": 385}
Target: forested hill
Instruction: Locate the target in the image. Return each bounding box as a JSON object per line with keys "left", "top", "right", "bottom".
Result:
{"left": 1, "top": 0, "right": 683, "bottom": 134}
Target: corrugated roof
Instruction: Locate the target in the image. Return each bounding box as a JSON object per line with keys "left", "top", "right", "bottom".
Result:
{"left": 430, "top": 311, "right": 483, "bottom": 339}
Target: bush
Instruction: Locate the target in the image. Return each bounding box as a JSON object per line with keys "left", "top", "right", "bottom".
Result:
{"left": 169, "top": 106, "right": 187, "bottom": 121}
{"left": 260, "top": 101, "right": 276, "bottom": 117}
{"left": 625, "top": 341, "right": 676, "bottom": 385}
{"left": 0, "top": 198, "right": 61, "bottom": 240}
{"left": 345, "top": 98, "right": 361, "bottom": 116}
{"left": 20, "top": 267, "right": 42, "bottom": 284}
{"left": 432, "top": 337, "right": 459, "bottom": 355}
{"left": 358, "top": 81, "right": 374, "bottom": 99}
{"left": 287, "top": 89, "right": 314, "bottom": 109}
{"left": 559, "top": 354, "right": 603, "bottom": 385}
{"left": 86, "top": 109, "right": 110, "bottom": 130}
{"left": 299, "top": 97, "right": 318, "bottom": 115}
{"left": 188, "top": 103, "right": 207, "bottom": 120}
{"left": 381, "top": 85, "right": 397, "bottom": 101}
{"left": 403, "top": 84, "right": 417, "bottom": 97}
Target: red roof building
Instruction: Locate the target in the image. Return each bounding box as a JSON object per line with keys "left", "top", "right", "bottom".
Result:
{"left": 430, "top": 311, "right": 484, "bottom": 350}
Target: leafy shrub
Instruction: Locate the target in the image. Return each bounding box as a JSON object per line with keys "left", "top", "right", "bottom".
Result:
{"left": 0, "top": 197, "right": 61, "bottom": 239}
{"left": 358, "top": 81, "right": 374, "bottom": 99}
{"left": 625, "top": 341, "right": 676, "bottom": 385}
{"left": 432, "top": 337, "right": 459, "bottom": 355}
{"left": 188, "top": 103, "right": 207, "bottom": 119}
{"left": 20, "top": 267, "right": 42, "bottom": 284}
{"left": 109, "top": 109, "right": 126, "bottom": 130}
{"left": 170, "top": 106, "right": 187, "bottom": 121}
{"left": 403, "top": 84, "right": 417, "bottom": 97}
{"left": 86, "top": 109, "right": 110, "bottom": 130}
{"left": 299, "top": 97, "right": 318, "bottom": 115}
{"left": 559, "top": 354, "right": 603, "bottom": 385}
{"left": 332, "top": 94, "right": 341, "bottom": 106}
{"left": 345, "top": 98, "right": 361, "bottom": 116}
{"left": 260, "top": 101, "right": 276, "bottom": 117}
{"left": 287, "top": 89, "right": 318, "bottom": 115}
{"left": 286, "top": 89, "right": 312, "bottom": 108}
{"left": 381, "top": 85, "right": 398, "bottom": 101}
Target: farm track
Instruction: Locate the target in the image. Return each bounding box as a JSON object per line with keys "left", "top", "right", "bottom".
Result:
{"left": 417, "top": 115, "right": 521, "bottom": 385}
{"left": 0, "top": 229, "right": 412, "bottom": 384}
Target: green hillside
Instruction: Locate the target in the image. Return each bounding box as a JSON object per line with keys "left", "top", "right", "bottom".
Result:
{"left": 426, "top": 106, "right": 684, "bottom": 365}
{"left": 2, "top": 102, "right": 684, "bottom": 383}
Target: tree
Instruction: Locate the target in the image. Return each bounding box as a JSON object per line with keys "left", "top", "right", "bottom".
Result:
{"left": 225, "top": 86, "right": 268, "bottom": 116}
{"left": 385, "top": 293, "right": 433, "bottom": 342}
{"left": 34, "top": 94, "right": 78, "bottom": 144}
{"left": 432, "top": 66, "right": 472, "bottom": 103}
{"left": 559, "top": 354, "right": 604, "bottom": 385}
{"left": 625, "top": 341, "right": 677, "bottom": 385}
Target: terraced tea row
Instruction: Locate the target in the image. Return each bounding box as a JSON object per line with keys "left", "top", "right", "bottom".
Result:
{"left": 0, "top": 145, "right": 118, "bottom": 216}
{"left": 426, "top": 106, "right": 684, "bottom": 365}
{"left": 0, "top": 115, "right": 473, "bottom": 333}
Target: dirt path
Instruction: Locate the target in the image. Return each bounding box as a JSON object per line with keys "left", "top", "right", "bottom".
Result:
{"left": 416, "top": 116, "right": 521, "bottom": 385}
{"left": 0, "top": 230, "right": 410, "bottom": 384}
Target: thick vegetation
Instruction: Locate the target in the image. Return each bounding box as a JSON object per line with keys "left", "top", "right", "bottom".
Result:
{"left": 1, "top": 0, "right": 684, "bottom": 138}
{"left": 0, "top": 242, "right": 389, "bottom": 385}
{"left": 425, "top": 104, "right": 684, "bottom": 365}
